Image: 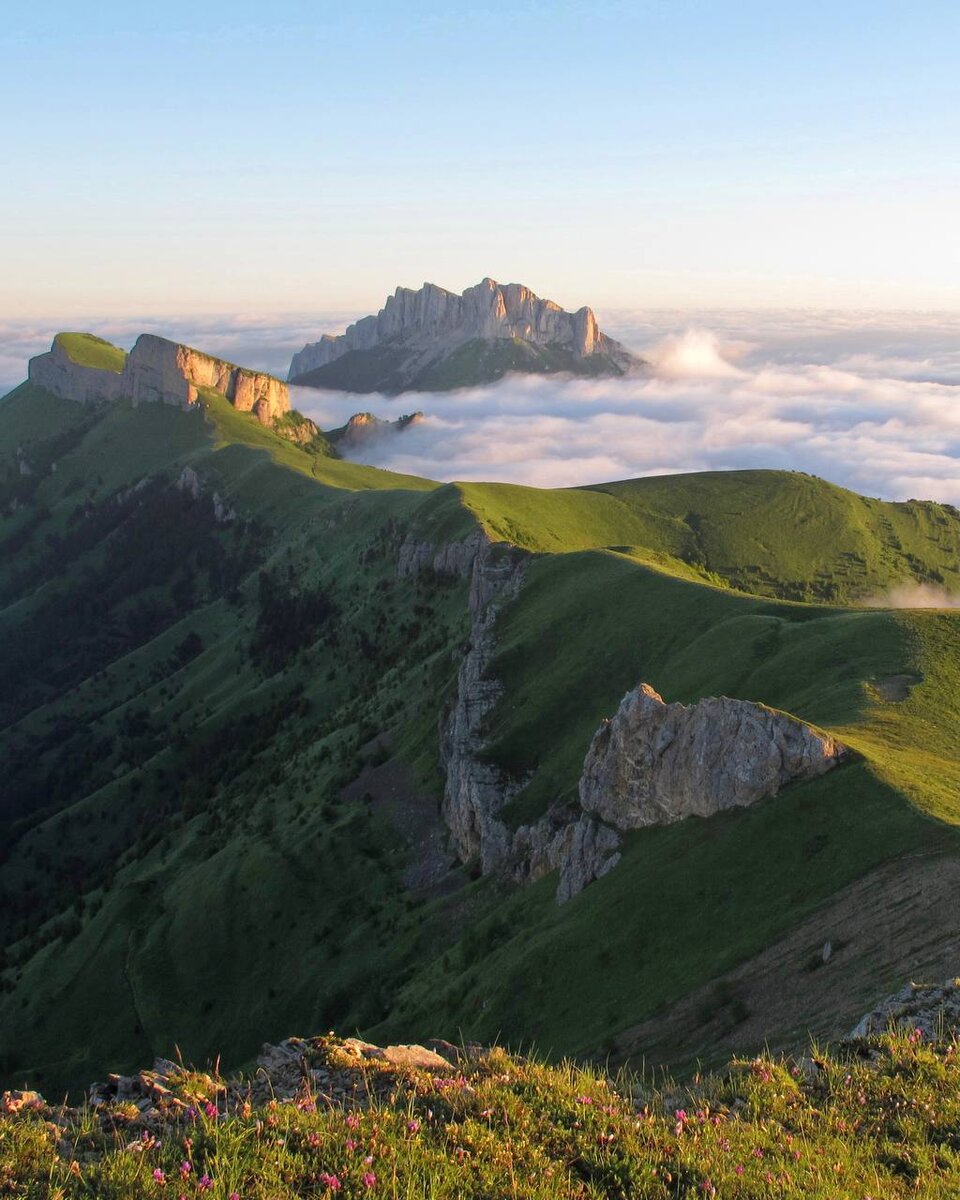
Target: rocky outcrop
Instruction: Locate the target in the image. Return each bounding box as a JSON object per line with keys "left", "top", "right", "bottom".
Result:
{"left": 175, "top": 465, "right": 234, "bottom": 524}
{"left": 27, "top": 336, "right": 125, "bottom": 404}
{"left": 437, "top": 537, "right": 528, "bottom": 872}
{"left": 288, "top": 277, "right": 639, "bottom": 389}
{"left": 28, "top": 334, "right": 289, "bottom": 425}
{"left": 580, "top": 684, "right": 846, "bottom": 828}
{"left": 850, "top": 979, "right": 960, "bottom": 1040}
{"left": 332, "top": 410, "right": 425, "bottom": 450}
{"left": 123, "top": 335, "right": 288, "bottom": 424}
{"left": 404, "top": 529, "right": 621, "bottom": 901}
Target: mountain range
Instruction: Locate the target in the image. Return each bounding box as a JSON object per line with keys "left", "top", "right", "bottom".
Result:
{"left": 0, "top": 316, "right": 958, "bottom": 1101}
{"left": 288, "top": 277, "right": 640, "bottom": 392}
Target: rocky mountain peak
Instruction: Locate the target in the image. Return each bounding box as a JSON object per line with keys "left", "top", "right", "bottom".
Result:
{"left": 288, "top": 278, "right": 639, "bottom": 391}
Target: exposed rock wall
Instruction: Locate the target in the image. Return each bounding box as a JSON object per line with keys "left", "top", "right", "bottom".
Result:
{"left": 27, "top": 338, "right": 125, "bottom": 404}
{"left": 405, "top": 548, "right": 846, "bottom": 906}
{"left": 402, "top": 530, "right": 621, "bottom": 901}
{"left": 289, "top": 277, "right": 633, "bottom": 379}
{"left": 580, "top": 683, "right": 847, "bottom": 828}
{"left": 28, "top": 334, "right": 289, "bottom": 425}
{"left": 124, "top": 335, "right": 288, "bottom": 424}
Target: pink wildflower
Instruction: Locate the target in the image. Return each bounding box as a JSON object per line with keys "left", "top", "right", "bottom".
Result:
{"left": 203, "top": 1102, "right": 218, "bottom": 1120}
{"left": 407, "top": 1118, "right": 421, "bottom": 1133}
{"left": 197, "top": 1175, "right": 213, "bottom": 1192}
{"left": 345, "top": 1113, "right": 360, "bottom": 1129}
{"left": 179, "top": 1162, "right": 192, "bottom": 1179}
{"left": 345, "top": 1138, "right": 358, "bottom": 1153}
{"left": 362, "top": 1172, "right": 377, "bottom": 1189}
{"left": 153, "top": 1168, "right": 166, "bottom": 1184}
{"left": 319, "top": 1174, "right": 342, "bottom": 1192}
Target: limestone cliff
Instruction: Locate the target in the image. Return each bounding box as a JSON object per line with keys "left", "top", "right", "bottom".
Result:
{"left": 424, "top": 555, "right": 846, "bottom": 903}
{"left": 580, "top": 683, "right": 846, "bottom": 828}
{"left": 289, "top": 278, "right": 640, "bottom": 392}
{"left": 27, "top": 336, "right": 126, "bottom": 405}
{"left": 28, "top": 334, "right": 290, "bottom": 425}
{"left": 399, "top": 529, "right": 622, "bottom": 901}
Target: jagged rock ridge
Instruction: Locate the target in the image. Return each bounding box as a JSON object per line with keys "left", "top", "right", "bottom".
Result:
{"left": 29, "top": 333, "right": 290, "bottom": 425}
{"left": 289, "top": 277, "right": 640, "bottom": 392}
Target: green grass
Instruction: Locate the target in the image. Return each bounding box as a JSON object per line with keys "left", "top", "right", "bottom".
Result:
{"left": 450, "top": 469, "right": 960, "bottom": 603}
{"left": 54, "top": 332, "right": 127, "bottom": 373}
{"left": 2, "top": 377, "right": 960, "bottom": 1105}
{"left": 5, "top": 1030, "right": 960, "bottom": 1199}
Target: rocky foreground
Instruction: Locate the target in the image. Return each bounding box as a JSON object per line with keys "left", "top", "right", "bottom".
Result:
{"left": 4, "top": 988, "right": 960, "bottom": 1199}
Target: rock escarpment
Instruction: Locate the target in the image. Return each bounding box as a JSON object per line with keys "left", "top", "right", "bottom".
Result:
{"left": 580, "top": 684, "right": 847, "bottom": 828}
{"left": 27, "top": 335, "right": 126, "bottom": 404}
{"left": 28, "top": 334, "right": 289, "bottom": 425}
{"left": 425, "top": 559, "right": 847, "bottom": 902}
{"left": 289, "top": 277, "right": 639, "bottom": 392}
{"left": 400, "top": 529, "right": 622, "bottom": 901}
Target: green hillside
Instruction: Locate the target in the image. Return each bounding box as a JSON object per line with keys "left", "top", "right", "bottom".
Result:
{"left": 1, "top": 375, "right": 958, "bottom": 1100}
{"left": 291, "top": 336, "right": 629, "bottom": 393}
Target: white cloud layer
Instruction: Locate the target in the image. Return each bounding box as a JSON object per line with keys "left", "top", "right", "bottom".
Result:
{"left": 2, "top": 311, "right": 958, "bottom": 506}
{"left": 293, "top": 321, "right": 960, "bottom": 507}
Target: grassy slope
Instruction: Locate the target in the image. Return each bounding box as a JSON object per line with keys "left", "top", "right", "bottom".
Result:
{"left": 1, "top": 382, "right": 959, "bottom": 1095}
{"left": 456, "top": 469, "right": 960, "bottom": 602}
{"left": 0, "top": 385, "right": 462, "bottom": 1091}
{"left": 291, "top": 337, "right": 626, "bottom": 394}
{"left": 54, "top": 332, "right": 127, "bottom": 373}
{"left": 6, "top": 1031, "right": 960, "bottom": 1200}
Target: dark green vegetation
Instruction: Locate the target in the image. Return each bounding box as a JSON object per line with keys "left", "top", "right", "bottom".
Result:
{"left": 1, "top": 364, "right": 959, "bottom": 1103}
{"left": 5, "top": 1030, "right": 960, "bottom": 1199}
{"left": 291, "top": 336, "right": 629, "bottom": 393}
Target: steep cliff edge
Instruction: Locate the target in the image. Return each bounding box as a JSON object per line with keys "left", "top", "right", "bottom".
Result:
{"left": 28, "top": 333, "right": 290, "bottom": 425}
{"left": 290, "top": 278, "right": 640, "bottom": 392}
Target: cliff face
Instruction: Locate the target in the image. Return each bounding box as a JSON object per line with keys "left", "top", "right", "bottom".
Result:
{"left": 580, "top": 683, "right": 847, "bottom": 828}
{"left": 420, "top": 545, "right": 847, "bottom": 904}
{"left": 28, "top": 335, "right": 289, "bottom": 425}
{"left": 289, "top": 278, "right": 639, "bottom": 390}
{"left": 27, "top": 337, "right": 126, "bottom": 405}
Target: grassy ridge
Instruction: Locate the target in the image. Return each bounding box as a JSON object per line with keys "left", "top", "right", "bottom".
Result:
{"left": 1, "top": 378, "right": 960, "bottom": 1098}
{"left": 456, "top": 469, "right": 960, "bottom": 602}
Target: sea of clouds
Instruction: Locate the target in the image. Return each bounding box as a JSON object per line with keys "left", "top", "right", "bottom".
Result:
{"left": 3, "top": 309, "right": 958, "bottom": 506}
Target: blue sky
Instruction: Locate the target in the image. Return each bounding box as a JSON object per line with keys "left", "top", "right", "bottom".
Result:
{"left": 4, "top": 1, "right": 959, "bottom": 316}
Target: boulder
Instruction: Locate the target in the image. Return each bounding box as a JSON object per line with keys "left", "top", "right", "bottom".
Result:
{"left": 580, "top": 683, "right": 846, "bottom": 829}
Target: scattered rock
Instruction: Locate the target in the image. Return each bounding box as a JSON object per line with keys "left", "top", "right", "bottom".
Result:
{"left": 849, "top": 978, "right": 960, "bottom": 1040}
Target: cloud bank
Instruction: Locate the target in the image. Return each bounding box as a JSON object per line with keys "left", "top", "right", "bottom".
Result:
{"left": 2, "top": 310, "right": 958, "bottom": 507}
{"left": 293, "top": 323, "right": 960, "bottom": 507}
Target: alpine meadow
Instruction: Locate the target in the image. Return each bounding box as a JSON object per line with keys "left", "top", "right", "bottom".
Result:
{"left": 3, "top": 3, "right": 960, "bottom": 1196}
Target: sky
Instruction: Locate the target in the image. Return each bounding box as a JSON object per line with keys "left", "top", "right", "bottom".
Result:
{"left": 3, "top": 0, "right": 960, "bottom": 316}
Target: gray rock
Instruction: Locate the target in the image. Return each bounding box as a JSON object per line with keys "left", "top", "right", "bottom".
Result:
{"left": 850, "top": 979, "right": 960, "bottom": 1040}
{"left": 289, "top": 277, "right": 639, "bottom": 382}
{"left": 580, "top": 683, "right": 846, "bottom": 829}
